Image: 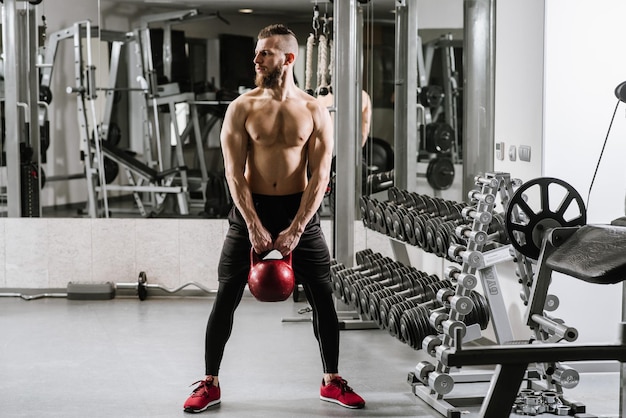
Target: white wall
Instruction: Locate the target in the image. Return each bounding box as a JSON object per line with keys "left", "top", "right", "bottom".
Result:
{"left": 491, "top": 0, "right": 546, "bottom": 341}
{"left": 542, "top": 0, "right": 626, "bottom": 344}
{"left": 493, "top": 0, "right": 626, "bottom": 344}
{"left": 493, "top": 0, "right": 544, "bottom": 183}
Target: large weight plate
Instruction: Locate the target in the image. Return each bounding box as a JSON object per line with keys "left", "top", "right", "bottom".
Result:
{"left": 505, "top": 177, "right": 586, "bottom": 259}
{"left": 426, "top": 156, "right": 455, "bottom": 190}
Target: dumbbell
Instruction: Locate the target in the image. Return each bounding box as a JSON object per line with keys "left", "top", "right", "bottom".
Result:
{"left": 379, "top": 191, "right": 426, "bottom": 237}
{"left": 467, "top": 189, "right": 496, "bottom": 205}
{"left": 401, "top": 289, "right": 490, "bottom": 350}
{"left": 448, "top": 243, "right": 485, "bottom": 268}
{"left": 355, "top": 248, "right": 375, "bottom": 265}
{"left": 353, "top": 266, "right": 422, "bottom": 318}
{"left": 414, "top": 361, "right": 455, "bottom": 396}
{"left": 359, "top": 196, "right": 373, "bottom": 228}
{"left": 342, "top": 262, "right": 410, "bottom": 311}
{"left": 454, "top": 223, "right": 502, "bottom": 248}
{"left": 386, "top": 192, "right": 455, "bottom": 241}
{"left": 412, "top": 203, "right": 467, "bottom": 249}
{"left": 330, "top": 251, "right": 384, "bottom": 292}
{"left": 365, "top": 170, "right": 394, "bottom": 194}
{"left": 333, "top": 257, "right": 399, "bottom": 304}
{"left": 386, "top": 280, "right": 453, "bottom": 341}
{"left": 461, "top": 206, "right": 493, "bottom": 225}
{"left": 330, "top": 253, "right": 391, "bottom": 302}
{"left": 487, "top": 212, "right": 509, "bottom": 244}
{"left": 332, "top": 258, "right": 394, "bottom": 303}
{"left": 370, "top": 199, "right": 389, "bottom": 233}
{"left": 368, "top": 271, "right": 440, "bottom": 328}
{"left": 386, "top": 189, "right": 450, "bottom": 241}
{"left": 434, "top": 219, "right": 467, "bottom": 259}
{"left": 393, "top": 196, "right": 461, "bottom": 245}
{"left": 443, "top": 265, "right": 478, "bottom": 290}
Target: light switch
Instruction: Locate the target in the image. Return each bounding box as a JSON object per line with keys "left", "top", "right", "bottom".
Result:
{"left": 519, "top": 145, "right": 531, "bottom": 162}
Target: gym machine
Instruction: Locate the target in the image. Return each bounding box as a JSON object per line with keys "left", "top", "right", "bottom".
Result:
{"left": 1, "top": 0, "right": 46, "bottom": 217}
{"left": 438, "top": 178, "right": 626, "bottom": 417}
{"left": 39, "top": 18, "right": 204, "bottom": 217}
{"left": 359, "top": 171, "right": 611, "bottom": 416}
{"left": 392, "top": 1, "right": 462, "bottom": 198}
{"left": 131, "top": 9, "right": 230, "bottom": 214}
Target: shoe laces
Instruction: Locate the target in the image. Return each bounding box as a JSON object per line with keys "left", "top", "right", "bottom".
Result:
{"left": 189, "top": 378, "right": 214, "bottom": 396}
{"left": 330, "top": 377, "right": 354, "bottom": 394}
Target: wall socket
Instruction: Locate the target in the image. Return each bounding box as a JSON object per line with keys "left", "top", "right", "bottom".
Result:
{"left": 509, "top": 145, "right": 517, "bottom": 161}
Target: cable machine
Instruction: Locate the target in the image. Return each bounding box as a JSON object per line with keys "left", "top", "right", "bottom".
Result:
{"left": 1, "top": 0, "right": 45, "bottom": 217}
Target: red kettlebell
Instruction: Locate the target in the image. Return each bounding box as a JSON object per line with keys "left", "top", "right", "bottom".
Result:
{"left": 248, "top": 249, "right": 295, "bottom": 302}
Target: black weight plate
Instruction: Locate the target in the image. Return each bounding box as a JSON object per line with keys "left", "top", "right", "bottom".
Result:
{"left": 426, "top": 156, "right": 455, "bottom": 190}
{"left": 505, "top": 177, "right": 586, "bottom": 259}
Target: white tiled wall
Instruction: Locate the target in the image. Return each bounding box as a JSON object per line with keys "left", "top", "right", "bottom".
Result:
{"left": 0, "top": 218, "right": 230, "bottom": 290}
{"left": 0, "top": 218, "right": 444, "bottom": 292}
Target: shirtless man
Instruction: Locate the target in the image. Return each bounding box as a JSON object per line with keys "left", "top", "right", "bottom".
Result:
{"left": 183, "top": 24, "right": 365, "bottom": 413}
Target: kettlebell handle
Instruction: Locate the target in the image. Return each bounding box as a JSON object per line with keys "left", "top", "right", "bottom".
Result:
{"left": 250, "top": 249, "right": 293, "bottom": 266}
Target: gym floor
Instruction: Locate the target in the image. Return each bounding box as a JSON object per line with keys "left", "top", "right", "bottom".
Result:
{"left": 0, "top": 294, "right": 620, "bottom": 418}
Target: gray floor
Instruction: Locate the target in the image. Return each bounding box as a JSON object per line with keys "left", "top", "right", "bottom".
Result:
{"left": 0, "top": 294, "right": 621, "bottom": 418}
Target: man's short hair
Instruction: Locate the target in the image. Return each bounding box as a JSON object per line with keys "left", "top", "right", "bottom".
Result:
{"left": 258, "top": 23, "right": 297, "bottom": 41}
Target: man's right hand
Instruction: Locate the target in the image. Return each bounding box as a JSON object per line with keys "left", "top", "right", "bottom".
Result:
{"left": 248, "top": 224, "right": 274, "bottom": 255}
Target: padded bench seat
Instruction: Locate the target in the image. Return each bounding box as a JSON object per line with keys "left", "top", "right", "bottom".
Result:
{"left": 545, "top": 224, "right": 626, "bottom": 285}
{"left": 100, "top": 140, "right": 186, "bottom": 182}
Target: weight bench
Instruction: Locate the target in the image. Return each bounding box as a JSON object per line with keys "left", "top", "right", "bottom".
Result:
{"left": 440, "top": 224, "right": 626, "bottom": 417}
{"left": 99, "top": 140, "right": 189, "bottom": 216}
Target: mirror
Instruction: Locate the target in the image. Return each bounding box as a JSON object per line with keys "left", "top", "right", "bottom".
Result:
{"left": 0, "top": 0, "right": 464, "bottom": 219}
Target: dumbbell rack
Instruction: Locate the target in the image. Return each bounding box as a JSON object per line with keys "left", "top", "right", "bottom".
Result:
{"left": 398, "top": 172, "right": 525, "bottom": 417}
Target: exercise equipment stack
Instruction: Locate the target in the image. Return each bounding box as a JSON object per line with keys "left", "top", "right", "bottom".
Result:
{"left": 353, "top": 172, "right": 626, "bottom": 417}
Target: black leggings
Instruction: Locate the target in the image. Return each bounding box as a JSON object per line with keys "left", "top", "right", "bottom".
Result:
{"left": 204, "top": 192, "right": 340, "bottom": 376}
{"left": 204, "top": 280, "right": 339, "bottom": 375}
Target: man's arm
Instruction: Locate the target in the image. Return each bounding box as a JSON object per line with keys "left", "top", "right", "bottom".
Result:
{"left": 220, "top": 98, "right": 274, "bottom": 253}
{"left": 273, "top": 101, "right": 334, "bottom": 255}
{"left": 361, "top": 90, "right": 372, "bottom": 147}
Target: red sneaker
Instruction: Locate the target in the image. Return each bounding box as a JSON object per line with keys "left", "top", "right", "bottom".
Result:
{"left": 183, "top": 377, "right": 221, "bottom": 413}
{"left": 320, "top": 377, "right": 365, "bottom": 409}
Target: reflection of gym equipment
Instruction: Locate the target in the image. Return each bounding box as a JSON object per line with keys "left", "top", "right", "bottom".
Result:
{"left": 415, "top": 32, "right": 462, "bottom": 186}
{"left": 421, "top": 34, "right": 463, "bottom": 163}
{"left": 129, "top": 10, "right": 234, "bottom": 215}
{"left": 99, "top": 140, "right": 188, "bottom": 217}
{"left": 40, "top": 20, "right": 192, "bottom": 217}
{"left": 1, "top": 0, "right": 46, "bottom": 217}
{"left": 364, "top": 156, "right": 455, "bottom": 194}
{"left": 363, "top": 137, "right": 394, "bottom": 174}
{"left": 38, "top": 10, "right": 229, "bottom": 217}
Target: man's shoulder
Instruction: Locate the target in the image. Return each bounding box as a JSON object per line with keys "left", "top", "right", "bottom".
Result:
{"left": 232, "top": 88, "right": 262, "bottom": 104}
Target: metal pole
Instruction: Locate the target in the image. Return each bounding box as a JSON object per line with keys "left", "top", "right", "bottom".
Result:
{"left": 26, "top": 4, "right": 41, "bottom": 216}
{"left": 463, "top": 0, "right": 495, "bottom": 197}
{"left": 3, "top": 0, "right": 22, "bottom": 216}
{"left": 394, "top": 0, "right": 419, "bottom": 193}
{"left": 333, "top": 0, "right": 359, "bottom": 267}
{"left": 621, "top": 281, "right": 626, "bottom": 416}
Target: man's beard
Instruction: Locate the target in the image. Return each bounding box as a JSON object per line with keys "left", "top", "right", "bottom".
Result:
{"left": 255, "top": 67, "right": 282, "bottom": 89}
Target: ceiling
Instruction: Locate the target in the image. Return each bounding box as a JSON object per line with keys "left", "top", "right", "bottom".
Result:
{"left": 122, "top": 0, "right": 398, "bottom": 21}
